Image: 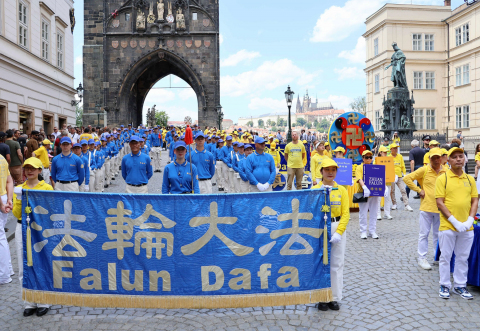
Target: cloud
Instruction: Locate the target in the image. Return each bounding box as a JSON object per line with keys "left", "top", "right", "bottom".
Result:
{"left": 338, "top": 37, "right": 366, "bottom": 64}
{"left": 334, "top": 67, "right": 365, "bottom": 81}
{"left": 221, "top": 59, "right": 317, "bottom": 97}
{"left": 248, "top": 98, "right": 286, "bottom": 111}
{"left": 221, "top": 50, "right": 261, "bottom": 67}
{"left": 178, "top": 88, "right": 196, "bottom": 100}
{"left": 219, "top": 34, "right": 224, "bottom": 45}
{"left": 318, "top": 95, "right": 354, "bottom": 111}
{"left": 75, "top": 56, "right": 82, "bottom": 65}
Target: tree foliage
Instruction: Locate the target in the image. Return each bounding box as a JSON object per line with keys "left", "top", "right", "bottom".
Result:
{"left": 246, "top": 120, "right": 254, "bottom": 127}
{"left": 258, "top": 119, "right": 265, "bottom": 128}
{"left": 155, "top": 110, "right": 170, "bottom": 127}
{"left": 297, "top": 118, "right": 307, "bottom": 127}
{"left": 349, "top": 96, "right": 366, "bottom": 115}
{"left": 76, "top": 105, "right": 83, "bottom": 127}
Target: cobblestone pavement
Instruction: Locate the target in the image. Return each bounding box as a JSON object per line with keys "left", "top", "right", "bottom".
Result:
{"left": 2, "top": 153, "right": 480, "bottom": 330}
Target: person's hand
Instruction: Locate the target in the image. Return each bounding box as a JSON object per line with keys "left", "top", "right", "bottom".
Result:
{"left": 0, "top": 203, "right": 6, "bottom": 214}
{"left": 362, "top": 185, "right": 371, "bottom": 198}
{"left": 419, "top": 190, "right": 425, "bottom": 198}
{"left": 394, "top": 175, "right": 399, "bottom": 183}
{"left": 257, "top": 183, "right": 265, "bottom": 192}
{"left": 262, "top": 183, "right": 270, "bottom": 191}
{"left": 464, "top": 216, "right": 475, "bottom": 230}
{"left": 313, "top": 180, "right": 317, "bottom": 186}
{"left": 85, "top": 185, "right": 90, "bottom": 192}
{"left": 448, "top": 215, "right": 468, "bottom": 232}
{"left": 330, "top": 232, "right": 342, "bottom": 244}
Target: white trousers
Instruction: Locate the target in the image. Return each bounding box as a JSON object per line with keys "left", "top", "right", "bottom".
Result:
{"left": 215, "top": 162, "right": 223, "bottom": 189}
{"left": 15, "top": 223, "right": 49, "bottom": 308}
{"left": 0, "top": 195, "right": 12, "bottom": 284}
{"left": 358, "top": 197, "right": 381, "bottom": 234}
{"left": 212, "top": 167, "right": 217, "bottom": 185}
{"left": 239, "top": 180, "right": 251, "bottom": 193}
{"left": 95, "top": 167, "right": 104, "bottom": 192}
{"left": 126, "top": 184, "right": 148, "bottom": 194}
{"left": 418, "top": 211, "right": 440, "bottom": 260}
{"left": 438, "top": 230, "right": 474, "bottom": 289}
{"left": 250, "top": 184, "right": 273, "bottom": 192}
{"left": 376, "top": 186, "right": 392, "bottom": 217}
{"left": 42, "top": 168, "right": 50, "bottom": 185}
{"left": 221, "top": 163, "right": 230, "bottom": 192}
{"left": 151, "top": 147, "right": 162, "bottom": 170}
{"left": 330, "top": 221, "right": 346, "bottom": 302}
{"left": 199, "top": 179, "right": 213, "bottom": 194}
{"left": 104, "top": 159, "right": 111, "bottom": 185}
{"left": 89, "top": 170, "right": 96, "bottom": 193}
{"left": 234, "top": 175, "right": 242, "bottom": 193}
{"left": 54, "top": 182, "right": 79, "bottom": 192}
{"left": 228, "top": 168, "right": 235, "bottom": 193}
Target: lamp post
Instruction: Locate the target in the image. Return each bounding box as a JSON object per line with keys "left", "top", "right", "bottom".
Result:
{"left": 71, "top": 83, "right": 84, "bottom": 106}
{"left": 216, "top": 105, "right": 223, "bottom": 129}
{"left": 285, "top": 85, "right": 294, "bottom": 143}
{"left": 94, "top": 103, "right": 102, "bottom": 126}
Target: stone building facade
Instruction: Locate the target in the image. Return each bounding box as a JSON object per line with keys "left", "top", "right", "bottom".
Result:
{"left": 83, "top": 0, "right": 220, "bottom": 128}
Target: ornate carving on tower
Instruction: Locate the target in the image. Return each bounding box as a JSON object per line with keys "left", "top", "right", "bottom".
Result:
{"left": 147, "top": 1, "right": 156, "bottom": 23}
{"left": 157, "top": 0, "right": 165, "bottom": 22}
{"left": 137, "top": 9, "right": 146, "bottom": 30}
{"left": 166, "top": 2, "right": 174, "bottom": 23}
{"left": 176, "top": 8, "right": 186, "bottom": 30}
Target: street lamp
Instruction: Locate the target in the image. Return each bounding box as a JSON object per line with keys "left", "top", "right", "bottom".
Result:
{"left": 71, "top": 83, "right": 84, "bottom": 106}
{"left": 216, "top": 104, "right": 223, "bottom": 129}
{"left": 285, "top": 85, "right": 294, "bottom": 143}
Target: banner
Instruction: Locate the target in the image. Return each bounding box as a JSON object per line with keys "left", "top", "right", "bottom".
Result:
{"left": 334, "top": 158, "right": 353, "bottom": 186}
{"left": 363, "top": 164, "right": 386, "bottom": 197}
{"left": 374, "top": 157, "right": 395, "bottom": 183}
{"left": 22, "top": 190, "right": 332, "bottom": 309}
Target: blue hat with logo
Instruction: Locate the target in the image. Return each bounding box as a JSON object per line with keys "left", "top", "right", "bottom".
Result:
{"left": 226, "top": 135, "right": 233, "bottom": 141}
{"left": 80, "top": 140, "right": 88, "bottom": 145}
{"left": 139, "top": 138, "right": 144, "bottom": 142}
{"left": 244, "top": 144, "right": 253, "bottom": 149}
{"left": 233, "top": 141, "right": 238, "bottom": 146}
{"left": 237, "top": 143, "right": 244, "bottom": 148}
{"left": 60, "top": 137, "right": 72, "bottom": 144}
{"left": 101, "top": 137, "right": 107, "bottom": 141}
{"left": 88, "top": 139, "right": 95, "bottom": 145}
{"left": 180, "top": 135, "right": 185, "bottom": 139}
{"left": 129, "top": 135, "right": 141, "bottom": 142}
{"left": 218, "top": 139, "right": 224, "bottom": 143}
{"left": 94, "top": 141, "right": 100, "bottom": 146}
{"left": 174, "top": 141, "right": 187, "bottom": 150}
{"left": 121, "top": 125, "right": 124, "bottom": 128}
{"left": 238, "top": 128, "right": 242, "bottom": 131}
{"left": 72, "top": 143, "right": 81, "bottom": 148}
{"left": 255, "top": 137, "right": 265, "bottom": 144}
{"left": 105, "top": 134, "right": 110, "bottom": 138}
{"left": 195, "top": 132, "right": 205, "bottom": 139}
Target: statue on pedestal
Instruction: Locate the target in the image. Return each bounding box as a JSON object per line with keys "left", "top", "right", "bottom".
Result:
{"left": 385, "top": 42, "right": 407, "bottom": 89}
{"left": 400, "top": 111, "right": 410, "bottom": 129}
{"left": 136, "top": 9, "right": 146, "bottom": 30}
{"left": 147, "top": 1, "right": 156, "bottom": 23}
{"left": 157, "top": 0, "right": 165, "bottom": 21}
{"left": 176, "top": 8, "right": 186, "bottom": 30}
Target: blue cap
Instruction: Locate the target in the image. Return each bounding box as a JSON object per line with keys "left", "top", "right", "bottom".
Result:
{"left": 238, "top": 128, "right": 242, "bottom": 131}
{"left": 73, "top": 143, "right": 81, "bottom": 148}
{"left": 121, "top": 125, "right": 124, "bottom": 128}
{"left": 105, "top": 134, "right": 110, "bottom": 138}
{"left": 101, "top": 137, "right": 107, "bottom": 141}
{"left": 95, "top": 141, "right": 100, "bottom": 146}
{"left": 60, "top": 137, "right": 72, "bottom": 144}
{"left": 174, "top": 141, "right": 187, "bottom": 150}
{"left": 88, "top": 139, "right": 95, "bottom": 145}
{"left": 226, "top": 136, "right": 233, "bottom": 141}
{"left": 80, "top": 140, "right": 88, "bottom": 145}
{"left": 128, "top": 123, "right": 132, "bottom": 126}
{"left": 255, "top": 137, "right": 266, "bottom": 144}
{"left": 233, "top": 141, "right": 238, "bottom": 146}
{"left": 244, "top": 144, "right": 253, "bottom": 149}
{"left": 180, "top": 135, "right": 185, "bottom": 139}
{"left": 139, "top": 138, "right": 144, "bottom": 142}
{"left": 237, "top": 143, "right": 244, "bottom": 148}
{"left": 218, "top": 139, "right": 224, "bottom": 143}
{"left": 113, "top": 134, "right": 118, "bottom": 138}
{"left": 129, "top": 135, "right": 141, "bottom": 142}
{"left": 195, "top": 132, "right": 205, "bottom": 139}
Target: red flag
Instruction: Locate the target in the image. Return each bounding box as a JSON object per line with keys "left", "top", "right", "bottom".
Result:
{"left": 185, "top": 125, "right": 193, "bottom": 145}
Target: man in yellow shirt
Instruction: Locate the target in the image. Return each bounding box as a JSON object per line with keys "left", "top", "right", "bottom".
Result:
{"left": 311, "top": 141, "right": 330, "bottom": 186}
{"left": 423, "top": 140, "right": 441, "bottom": 165}
{"left": 284, "top": 131, "right": 306, "bottom": 190}
{"left": 32, "top": 139, "right": 52, "bottom": 185}
{"left": 389, "top": 143, "right": 413, "bottom": 211}
{"left": 435, "top": 147, "right": 478, "bottom": 300}
{"left": 312, "top": 158, "right": 350, "bottom": 311}
{"left": 404, "top": 148, "right": 446, "bottom": 270}
{"left": 78, "top": 127, "right": 94, "bottom": 142}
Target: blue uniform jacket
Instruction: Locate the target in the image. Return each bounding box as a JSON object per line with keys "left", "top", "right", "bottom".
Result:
{"left": 245, "top": 152, "right": 276, "bottom": 185}
{"left": 51, "top": 152, "right": 85, "bottom": 185}
{"left": 238, "top": 158, "right": 249, "bottom": 182}
{"left": 149, "top": 133, "right": 162, "bottom": 147}
{"left": 219, "top": 145, "right": 233, "bottom": 164}
{"left": 121, "top": 151, "right": 153, "bottom": 185}
{"left": 80, "top": 155, "right": 90, "bottom": 185}
{"left": 186, "top": 148, "right": 215, "bottom": 179}
{"left": 83, "top": 151, "right": 97, "bottom": 171}
{"left": 94, "top": 150, "right": 104, "bottom": 169}
{"left": 162, "top": 160, "right": 200, "bottom": 194}
{"left": 232, "top": 153, "right": 246, "bottom": 173}
{"left": 101, "top": 145, "right": 111, "bottom": 159}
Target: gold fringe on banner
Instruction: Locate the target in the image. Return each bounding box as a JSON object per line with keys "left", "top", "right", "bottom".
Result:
{"left": 23, "top": 288, "right": 332, "bottom": 309}
{"left": 323, "top": 223, "right": 328, "bottom": 265}
{"left": 26, "top": 225, "right": 33, "bottom": 267}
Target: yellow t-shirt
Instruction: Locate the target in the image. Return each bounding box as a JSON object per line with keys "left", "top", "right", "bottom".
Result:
{"left": 475, "top": 152, "right": 480, "bottom": 162}
{"left": 403, "top": 165, "right": 446, "bottom": 213}
{"left": 0, "top": 155, "right": 9, "bottom": 196}
{"left": 312, "top": 181, "right": 350, "bottom": 235}
{"left": 270, "top": 150, "right": 281, "bottom": 168}
{"left": 34, "top": 146, "right": 50, "bottom": 168}
{"left": 393, "top": 137, "right": 401, "bottom": 144}
{"left": 284, "top": 142, "right": 306, "bottom": 169}
{"left": 392, "top": 153, "right": 406, "bottom": 177}
{"left": 355, "top": 163, "right": 365, "bottom": 193}
{"left": 311, "top": 153, "right": 330, "bottom": 180}
{"left": 13, "top": 181, "right": 54, "bottom": 220}
{"left": 79, "top": 133, "right": 93, "bottom": 142}
{"left": 423, "top": 152, "right": 430, "bottom": 165}
{"left": 435, "top": 169, "right": 478, "bottom": 232}
{"left": 325, "top": 150, "right": 332, "bottom": 159}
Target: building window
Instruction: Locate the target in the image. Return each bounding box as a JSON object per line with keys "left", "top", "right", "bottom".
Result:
{"left": 374, "top": 74, "right": 379, "bottom": 93}
{"left": 18, "top": 1, "right": 28, "bottom": 48}
{"left": 456, "top": 64, "right": 470, "bottom": 86}
{"left": 192, "top": 12, "right": 197, "bottom": 20}
{"left": 41, "top": 20, "right": 49, "bottom": 61}
{"left": 426, "top": 109, "right": 435, "bottom": 130}
{"left": 413, "top": 34, "right": 422, "bottom": 51}
{"left": 456, "top": 107, "right": 462, "bottom": 129}
{"left": 463, "top": 105, "right": 469, "bottom": 128}
{"left": 414, "top": 109, "right": 423, "bottom": 130}
{"left": 463, "top": 64, "right": 470, "bottom": 85}
{"left": 456, "top": 105, "right": 470, "bottom": 128}
{"left": 456, "top": 23, "right": 470, "bottom": 46}
{"left": 456, "top": 67, "right": 462, "bottom": 86}
{"left": 425, "top": 34, "right": 434, "bottom": 51}
{"left": 414, "top": 71, "right": 423, "bottom": 89}
{"left": 57, "top": 32, "right": 63, "bottom": 69}
{"left": 425, "top": 72, "right": 435, "bottom": 89}
{"left": 375, "top": 110, "right": 380, "bottom": 130}
{"left": 455, "top": 27, "right": 461, "bottom": 46}
{"left": 374, "top": 38, "right": 378, "bottom": 56}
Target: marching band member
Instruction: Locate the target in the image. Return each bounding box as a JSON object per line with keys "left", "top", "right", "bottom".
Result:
{"left": 219, "top": 136, "right": 234, "bottom": 193}
{"left": 187, "top": 132, "right": 215, "bottom": 194}
{"left": 232, "top": 142, "right": 246, "bottom": 193}
{"left": 85, "top": 139, "right": 97, "bottom": 192}
{"left": 226, "top": 141, "right": 239, "bottom": 193}
{"left": 121, "top": 136, "right": 153, "bottom": 194}
{"left": 404, "top": 148, "right": 446, "bottom": 270}
{"left": 149, "top": 127, "right": 162, "bottom": 172}
{"left": 94, "top": 141, "right": 105, "bottom": 192}
{"left": 313, "top": 159, "right": 350, "bottom": 311}
{"left": 356, "top": 150, "right": 380, "bottom": 239}
{"left": 215, "top": 139, "right": 225, "bottom": 191}
{"left": 101, "top": 136, "right": 111, "bottom": 188}
{"left": 51, "top": 137, "right": 85, "bottom": 192}
{"left": 73, "top": 142, "right": 90, "bottom": 192}
{"left": 238, "top": 144, "right": 253, "bottom": 192}
{"left": 245, "top": 137, "right": 276, "bottom": 192}
{"left": 436, "top": 147, "right": 478, "bottom": 300}
{"left": 162, "top": 141, "right": 200, "bottom": 194}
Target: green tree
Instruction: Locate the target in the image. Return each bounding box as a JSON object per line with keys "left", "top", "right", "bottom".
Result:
{"left": 76, "top": 105, "right": 83, "bottom": 127}
{"left": 258, "top": 119, "right": 265, "bottom": 128}
{"left": 246, "top": 120, "right": 254, "bottom": 127}
{"left": 306, "top": 122, "right": 312, "bottom": 129}
{"left": 291, "top": 122, "right": 297, "bottom": 127}
{"left": 276, "top": 116, "right": 281, "bottom": 126}
{"left": 320, "top": 119, "right": 330, "bottom": 131}
{"left": 266, "top": 119, "right": 274, "bottom": 127}
{"left": 297, "top": 117, "right": 307, "bottom": 127}
{"left": 154, "top": 110, "right": 169, "bottom": 127}
{"left": 349, "top": 96, "right": 366, "bottom": 115}
{"left": 271, "top": 126, "right": 277, "bottom": 132}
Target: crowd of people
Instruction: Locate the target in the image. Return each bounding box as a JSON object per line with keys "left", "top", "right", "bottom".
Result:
{"left": 0, "top": 123, "right": 478, "bottom": 317}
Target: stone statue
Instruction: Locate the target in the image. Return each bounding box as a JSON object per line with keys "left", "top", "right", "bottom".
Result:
{"left": 176, "top": 8, "right": 186, "bottom": 30}
{"left": 380, "top": 117, "right": 387, "bottom": 130}
{"left": 147, "top": 1, "right": 156, "bottom": 23}
{"left": 385, "top": 42, "right": 407, "bottom": 89}
{"left": 157, "top": 0, "right": 164, "bottom": 21}
{"left": 168, "top": 1, "right": 173, "bottom": 16}
{"left": 401, "top": 111, "right": 410, "bottom": 129}
{"left": 136, "top": 9, "right": 146, "bottom": 30}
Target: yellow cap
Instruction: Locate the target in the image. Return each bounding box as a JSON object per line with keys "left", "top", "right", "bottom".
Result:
{"left": 441, "top": 148, "right": 448, "bottom": 155}
{"left": 379, "top": 146, "right": 388, "bottom": 153}
{"left": 429, "top": 148, "right": 442, "bottom": 158}
{"left": 333, "top": 146, "right": 345, "bottom": 153}
{"left": 270, "top": 142, "right": 276, "bottom": 150}
{"left": 362, "top": 150, "right": 373, "bottom": 156}
{"left": 42, "top": 139, "right": 52, "bottom": 145}
{"left": 23, "top": 157, "right": 43, "bottom": 169}
{"left": 390, "top": 143, "right": 399, "bottom": 148}
{"left": 448, "top": 147, "right": 464, "bottom": 157}
{"left": 319, "top": 158, "right": 338, "bottom": 171}
{"left": 325, "top": 142, "right": 330, "bottom": 146}
{"left": 274, "top": 139, "right": 279, "bottom": 143}
{"left": 429, "top": 140, "right": 440, "bottom": 146}
{"left": 302, "top": 140, "right": 307, "bottom": 144}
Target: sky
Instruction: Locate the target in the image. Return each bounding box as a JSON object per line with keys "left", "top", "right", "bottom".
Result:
{"left": 73, "top": 0, "right": 466, "bottom": 124}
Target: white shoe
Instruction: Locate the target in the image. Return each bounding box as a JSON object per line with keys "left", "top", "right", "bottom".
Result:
{"left": 377, "top": 214, "right": 382, "bottom": 220}
{"left": 385, "top": 215, "right": 393, "bottom": 220}
{"left": 361, "top": 232, "right": 367, "bottom": 239}
{"left": 391, "top": 205, "right": 397, "bottom": 210}
{"left": 405, "top": 205, "right": 414, "bottom": 212}
{"left": 371, "top": 232, "right": 379, "bottom": 239}
{"left": 418, "top": 258, "right": 432, "bottom": 270}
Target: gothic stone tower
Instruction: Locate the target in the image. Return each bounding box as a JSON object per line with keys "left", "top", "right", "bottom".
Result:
{"left": 83, "top": 0, "right": 220, "bottom": 127}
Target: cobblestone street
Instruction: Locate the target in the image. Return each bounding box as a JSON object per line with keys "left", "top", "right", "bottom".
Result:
{"left": 1, "top": 154, "right": 480, "bottom": 330}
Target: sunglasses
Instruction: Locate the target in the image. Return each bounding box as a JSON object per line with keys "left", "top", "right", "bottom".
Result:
{"left": 363, "top": 156, "right": 373, "bottom": 160}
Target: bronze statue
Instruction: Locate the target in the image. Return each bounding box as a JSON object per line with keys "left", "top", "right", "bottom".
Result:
{"left": 385, "top": 42, "right": 407, "bottom": 89}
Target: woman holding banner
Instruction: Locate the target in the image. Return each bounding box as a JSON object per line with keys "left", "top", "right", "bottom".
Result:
{"left": 312, "top": 158, "right": 350, "bottom": 311}
{"left": 13, "top": 157, "right": 53, "bottom": 317}
{"left": 374, "top": 146, "right": 393, "bottom": 220}
{"left": 356, "top": 150, "right": 381, "bottom": 239}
